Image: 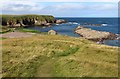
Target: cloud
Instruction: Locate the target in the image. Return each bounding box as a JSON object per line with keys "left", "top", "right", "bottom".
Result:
{"left": 1, "top": 0, "right": 119, "bottom": 2}
{"left": 2, "top": 1, "right": 45, "bottom": 13}
{"left": 55, "top": 3, "right": 86, "bottom": 10}
{"left": 1, "top": 0, "right": 118, "bottom": 12}
{"left": 91, "top": 4, "right": 118, "bottom": 10}
{"left": 1, "top": 0, "right": 118, "bottom": 17}
{"left": 39, "top": 3, "right": 117, "bottom": 12}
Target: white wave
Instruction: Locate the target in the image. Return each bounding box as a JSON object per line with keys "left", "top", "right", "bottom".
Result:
{"left": 72, "top": 22, "right": 79, "bottom": 24}
{"left": 67, "top": 22, "right": 73, "bottom": 24}
{"left": 56, "top": 24, "right": 60, "bottom": 25}
{"left": 63, "top": 22, "right": 80, "bottom": 25}
{"left": 102, "top": 24, "right": 108, "bottom": 26}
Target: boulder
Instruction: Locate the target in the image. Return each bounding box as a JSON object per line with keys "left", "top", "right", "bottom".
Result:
{"left": 48, "top": 30, "right": 57, "bottom": 35}
{"left": 56, "top": 19, "right": 67, "bottom": 24}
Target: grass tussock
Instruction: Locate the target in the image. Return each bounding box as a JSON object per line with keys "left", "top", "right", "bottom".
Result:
{"left": 2, "top": 34, "right": 118, "bottom": 77}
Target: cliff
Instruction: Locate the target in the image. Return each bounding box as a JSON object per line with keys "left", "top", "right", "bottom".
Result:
{"left": 1, "top": 15, "right": 56, "bottom": 27}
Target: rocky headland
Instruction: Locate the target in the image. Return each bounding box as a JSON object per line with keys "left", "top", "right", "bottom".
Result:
{"left": 1, "top": 15, "right": 67, "bottom": 28}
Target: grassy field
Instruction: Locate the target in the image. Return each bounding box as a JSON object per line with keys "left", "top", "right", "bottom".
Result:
{"left": 1, "top": 34, "right": 118, "bottom": 77}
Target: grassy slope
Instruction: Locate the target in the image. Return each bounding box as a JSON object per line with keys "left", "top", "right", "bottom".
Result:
{"left": 2, "top": 34, "right": 118, "bottom": 77}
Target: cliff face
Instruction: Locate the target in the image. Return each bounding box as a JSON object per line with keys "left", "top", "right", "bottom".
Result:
{"left": 1, "top": 15, "right": 55, "bottom": 27}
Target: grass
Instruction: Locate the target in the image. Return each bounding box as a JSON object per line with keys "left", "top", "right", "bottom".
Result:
{"left": 0, "top": 25, "right": 47, "bottom": 34}
{"left": 1, "top": 34, "right": 118, "bottom": 77}
{"left": 18, "top": 28, "right": 41, "bottom": 33}
{"left": 17, "top": 28, "right": 48, "bottom": 35}
{"left": 55, "top": 46, "right": 79, "bottom": 57}
{"left": 0, "top": 38, "right": 7, "bottom": 40}
{"left": 0, "top": 26, "right": 14, "bottom": 34}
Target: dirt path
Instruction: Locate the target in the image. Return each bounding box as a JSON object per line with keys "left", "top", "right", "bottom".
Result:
{"left": 0, "top": 32, "right": 36, "bottom": 38}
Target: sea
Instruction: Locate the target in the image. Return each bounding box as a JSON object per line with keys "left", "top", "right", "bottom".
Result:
{"left": 27, "top": 18, "right": 119, "bottom": 47}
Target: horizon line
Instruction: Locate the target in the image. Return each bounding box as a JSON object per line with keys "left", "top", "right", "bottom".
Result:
{"left": 0, "top": 14, "right": 118, "bottom": 18}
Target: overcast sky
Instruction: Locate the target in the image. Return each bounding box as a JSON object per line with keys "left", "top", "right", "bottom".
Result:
{"left": 1, "top": 0, "right": 119, "bottom": 17}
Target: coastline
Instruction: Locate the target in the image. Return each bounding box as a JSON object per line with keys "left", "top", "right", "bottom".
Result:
{"left": 0, "top": 28, "right": 119, "bottom": 48}
{"left": 1, "top": 15, "right": 119, "bottom": 47}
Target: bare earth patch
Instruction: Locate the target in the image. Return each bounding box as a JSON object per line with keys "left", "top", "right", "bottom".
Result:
{"left": 0, "top": 32, "right": 36, "bottom": 38}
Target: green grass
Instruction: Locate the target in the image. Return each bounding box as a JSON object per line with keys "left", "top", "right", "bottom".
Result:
{"left": 18, "top": 28, "right": 41, "bottom": 33}
{"left": 0, "top": 37, "right": 7, "bottom": 40}
{"left": 2, "top": 34, "right": 118, "bottom": 77}
{"left": 17, "top": 28, "right": 48, "bottom": 35}
{"left": 0, "top": 26, "right": 14, "bottom": 34}
{"left": 55, "top": 46, "right": 79, "bottom": 57}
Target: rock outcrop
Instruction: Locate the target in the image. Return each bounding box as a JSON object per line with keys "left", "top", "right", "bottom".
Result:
{"left": 75, "top": 26, "right": 117, "bottom": 41}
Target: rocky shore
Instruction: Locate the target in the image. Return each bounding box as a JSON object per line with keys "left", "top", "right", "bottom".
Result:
{"left": 75, "top": 26, "right": 118, "bottom": 42}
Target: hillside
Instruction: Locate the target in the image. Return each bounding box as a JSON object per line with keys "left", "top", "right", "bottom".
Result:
{"left": 1, "top": 34, "right": 118, "bottom": 77}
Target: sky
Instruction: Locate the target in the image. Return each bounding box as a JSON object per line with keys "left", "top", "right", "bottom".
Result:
{"left": 1, "top": 0, "right": 119, "bottom": 17}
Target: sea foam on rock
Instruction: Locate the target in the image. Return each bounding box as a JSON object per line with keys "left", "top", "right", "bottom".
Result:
{"left": 55, "top": 19, "right": 67, "bottom": 24}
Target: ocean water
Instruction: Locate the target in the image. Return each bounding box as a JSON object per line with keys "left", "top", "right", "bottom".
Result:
{"left": 27, "top": 18, "right": 119, "bottom": 47}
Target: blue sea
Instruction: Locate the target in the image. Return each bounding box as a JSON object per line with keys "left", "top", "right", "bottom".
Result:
{"left": 27, "top": 18, "right": 119, "bottom": 47}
